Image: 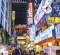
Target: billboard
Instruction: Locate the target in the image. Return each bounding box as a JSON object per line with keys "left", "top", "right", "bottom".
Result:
{"left": 27, "top": 2, "right": 33, "bottom": 25}
{"left": 52, "top": 3, "right": 60, "bottom": 17}
{"left": 34, "top": 0, "right": 41, "bottom": 11}
{"left": 28, "top": 26, "right": 35, "bottom": 41}
{"left": 36, "top": 16, "right": 46, "bottom": 31}
{"left": 12, "top": 11, "right": 15, "bottom": 21}
{"left": 28, "top": 3, "right": 33, "bottom": 17}
{"left": 47, "top": 17, "right": 60, "bottom": 25}
{"left": 27, "top": 18, "right": 33, "bottom": 25}
{"left": 54, "top": 0, "right": 60, "bottom": 2}
{"left": 55, "top": 23, "right": 60, "bottom": 39}
{"left": 34, "top": 0, "right": 53, "bottom": 25}
{"left": 35, "top": 25, "right": 54, "bottom": 42}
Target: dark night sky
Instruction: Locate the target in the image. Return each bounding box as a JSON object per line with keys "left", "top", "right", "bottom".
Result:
{"left": 12, "top": 3, "right": 27, "bottom": 25}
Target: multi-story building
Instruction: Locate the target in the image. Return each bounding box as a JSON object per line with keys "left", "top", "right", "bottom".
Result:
{"left": 34, "top": 0, "right": 54, "bottom": 46}
{"left": 0, "top": 0, "right": 12, "bottom": 45}
{"left": 11, "top": 0, "right": 28, "bottom": 48}
{"left": 34, "top": 0, "right": 60, "bottom": 49}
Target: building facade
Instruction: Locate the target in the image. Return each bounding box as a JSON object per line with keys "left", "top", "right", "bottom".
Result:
{"left": 0, "top": 0, "right": 12, "bottom": 45}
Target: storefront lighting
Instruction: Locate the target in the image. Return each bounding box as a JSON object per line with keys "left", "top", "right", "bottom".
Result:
{"left": 48, "top": 42, "right": 52, "bottom": 46}
{"left": 36, "top": 45, "right": 39, "bottom": 48}
{"left": 28, "top": 44, "right": 31, "bottom": 47}
{"left": 59, "top": 42, "right": 60, "bottom": 46}
{"left": 52, "top": 40, "right": 55, "bottom": 42}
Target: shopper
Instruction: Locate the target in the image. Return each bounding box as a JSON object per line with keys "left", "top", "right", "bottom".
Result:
{"left": 36, "top": 52, "right": 40, "bottom": 55}
{"left": 23, "top": 50, "right": 27, "bottom": 55}
{"left": 29, "top": 50, "right": 36, "bottom": 55}
{"left": 12, "top": 47, "right": 16, "bottom": 55}
{"left": 40, "top": 51, "right": 44, "bottom": 55}
{"left": 12, "top": 48, "right": 20, "bottom": 55}
{"left": 44, "top": 52, "right": 48, "bottom": 55}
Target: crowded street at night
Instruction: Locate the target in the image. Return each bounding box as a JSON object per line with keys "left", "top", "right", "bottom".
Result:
{"left": 0, "top": 0, "right": 60, "bottom": 55}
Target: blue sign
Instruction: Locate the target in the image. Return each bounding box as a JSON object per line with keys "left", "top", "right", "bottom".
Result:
{"left": 11, "top": 44, "right": 17, "bottom": 47}
{"left": 12, "top": 33, "right": 17, "bottom": 38}
{"left": 52, "top": 2, "right": 60, "bottom": 16}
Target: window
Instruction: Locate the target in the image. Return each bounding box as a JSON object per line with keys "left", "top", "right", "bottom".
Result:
{"left": 6, "top": 11, "right": 7, "bottom": 19}
{"left": 56, "top": 50, "right": 60, "bottom": 55}
{"left": 6, "top": 2, "right": 8, "bottom": 9}
{"left": 1, "top": 0, "right": 4, "bottom": 12}
{"left": 8, "top": 26, "right": 9, "bottom": 33}
{"left": 1, "top": 13, "right": 3, "bottom": 24}
{"left": 5, "top": 21, "right": 7, "bottom": 31}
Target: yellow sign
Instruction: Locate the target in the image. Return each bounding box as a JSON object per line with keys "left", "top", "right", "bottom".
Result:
{"left": 12, "top": 11, "right": 15, "bottom": 20}
{"left": 47, "top": 17, "right": 60, "bottom": 25}
{"left": 55, "top": 17, "right": 60, "bottom": 24}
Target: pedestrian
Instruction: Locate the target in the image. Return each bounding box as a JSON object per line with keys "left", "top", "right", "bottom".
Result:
{"left": 44, "top": 52, "right": 48, "bottom": 55}
{"left": 29, "top": 50, "right": 36, "bottom": 55}
{"left": 40, "top": 51, "right": 44, "bottom": 55}
{"left": 19, "top": 48, "right": 23, "bottom": 55}
{"left": 23, "top": 50, "right": 27, "bottom": 55}
{"left": 14, "top": 48, "right": 20, "bottom": 55}
{"left": 12, "top": 47, "right": 20, "bottom": 55}
{"left": 12, "top": 47, "right": 16, "bottom": 55}
{"left": 36, "top": 52, "right": 40, "bottom": 55}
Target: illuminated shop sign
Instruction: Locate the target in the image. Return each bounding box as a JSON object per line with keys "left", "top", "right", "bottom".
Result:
{"left": 40, "top": 25, "right": 54, "bottom": 41}
{"left": 12, "top": 11, "right": 15, "bottom": 21}
{"left": 28, "top": 3, "right": 33, "bottom": 25}
{"left": 28, "top": 25, "right": 36, "bottom": 41}
{"left": 52, "top": 3, "right": 60, "bottom": 17}
{"left": 35, "top": 25, "right": 54, "bottom": 42}
{"left": 34, "top": 0, "right": 53, "bottom": 25}
{"left": 36, "top": 16, "right": 46, "bottom": 31}
{"left": 55, "top": 23, "right": 60, "bottom": 39}
{"left": 27, "top": 18, "right": 33, "bottom": 25}
{"left": 47, "top": 17, "right": 60, "bottom": 25}
{"left": 43, "top": 5, "right": 52, "bottom": 13}
{"left": 28, "top": 3, "right": 33, "bottom": 17}
{"left": 29, "top": 27, "right": 35, "bottom": 41}
{"left": 12, "top": 11, "right": 15, "bottom": 28}
{"left": 54, "top": 0, "right": 60, "bottom": 2}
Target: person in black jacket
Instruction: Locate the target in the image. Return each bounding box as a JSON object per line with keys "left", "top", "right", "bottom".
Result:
{"left": 12, "top": 48, "right": 20, "bottom": 55}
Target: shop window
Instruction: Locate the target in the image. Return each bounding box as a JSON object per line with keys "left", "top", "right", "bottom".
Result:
{"left": 56, "top": 50, "right": 60, "bottom": 55}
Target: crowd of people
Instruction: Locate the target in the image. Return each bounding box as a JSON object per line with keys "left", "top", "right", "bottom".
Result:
{"left": 12, "top": 47, "right": 48, "bottom": 55}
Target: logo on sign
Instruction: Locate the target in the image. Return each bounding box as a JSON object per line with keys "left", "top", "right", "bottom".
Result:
{"left": 44, "top": 5, "right": 52, "bottom": 13}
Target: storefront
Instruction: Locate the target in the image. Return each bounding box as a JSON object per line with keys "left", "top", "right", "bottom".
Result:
{"left": 34, "top": 25, "right": 56, "bottom": 47}
{"left": 36, "top": 15, "right": 48, "bottom": 36}
{"left": 55, "top": 23, "right": 60, "bottom": 46}
{"left": 0, "top": 25, "right": 9, "bottom": 55}
{"left": 0, "top": 27, "right": 12, "bottom": 45}
{"left": 0, "top": 24, "right": 3, "bottom": 44}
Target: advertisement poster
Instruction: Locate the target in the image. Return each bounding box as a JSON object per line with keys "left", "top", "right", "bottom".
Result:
{"left": 43, "top": 46, "right": 60, "bottom": 55}
{"left": 43, "top": 46, "right": 50, "bottom": 55}
{"left": 52, "top": 2, "right": 60, "bottom": 17}
{"left": 55, "top": 23, "right": 60, "bottom": 39}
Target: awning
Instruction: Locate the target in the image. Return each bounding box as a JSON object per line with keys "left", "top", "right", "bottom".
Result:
{"left": 35, "top": 37, "right": 55, "bottom": 45}
{"left": 35, "top": 40, "right": 46, "bottom": 45}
